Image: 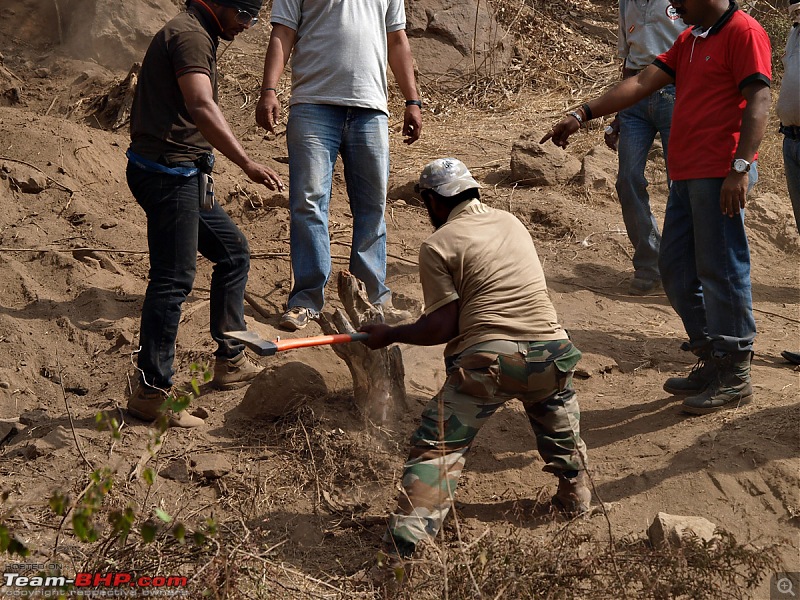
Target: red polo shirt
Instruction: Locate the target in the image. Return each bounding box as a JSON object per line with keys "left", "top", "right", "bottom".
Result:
{"left": 653, "top": 5, "right": 771, "bottom": 180}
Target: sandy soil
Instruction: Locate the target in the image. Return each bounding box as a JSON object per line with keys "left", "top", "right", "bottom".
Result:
{"left": 0, "top": 1, "right": 797, "bottom": 598}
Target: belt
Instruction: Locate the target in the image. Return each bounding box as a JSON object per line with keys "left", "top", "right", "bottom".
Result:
{"left": 780, "top": 124, "right": 800, "bottom": 139}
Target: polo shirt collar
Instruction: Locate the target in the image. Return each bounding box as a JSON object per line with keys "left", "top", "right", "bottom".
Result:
{"left": 691, "top": 1, "right": 738, "bottom": 38}
{"left": 446, "top": 199, "right": 482, "bottom": 223}
{"left": 188, "top": 3, "right": 222, "bottom": 43}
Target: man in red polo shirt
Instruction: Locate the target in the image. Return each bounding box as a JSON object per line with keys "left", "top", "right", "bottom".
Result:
{"left": 541, "top": 0, "right": 771, "bottom": 415}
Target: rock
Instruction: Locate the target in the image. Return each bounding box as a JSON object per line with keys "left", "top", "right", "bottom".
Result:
{"left": 580, "top": 145, "right": 617, "bottom": 192}
{"left": 236, "top": 361, "right": 329, "bottom": 420}
{"left": 18, "top": 426, "right": 70, "bottom": 459}
{"left": 0, "top": 163, "right": 48, "bottom": 194}
{"left": 19, "top": 409, "right": 50, "bottom": 426}
{"left": 0, "top": 421, "right": 17, "bottom": 444}
{"left": 647, "top": 512, "right": 719, "bottom": 549}
{"left": 0, "top": 381, "right": 9, "bottom": 389}
{"left": 574, "top": 352, "right": 618, "bottom": 378}
{"left": 510, "top": 133, "right": 581, "bottom": 186}
{"left": 190, "top": 454, "right": 232, "bottom": 479}
{"left": 159, "top": 459, "right": 190, "bottom": 483}
{"left": 406, "top": 0, "right": 511, "bottom": 80}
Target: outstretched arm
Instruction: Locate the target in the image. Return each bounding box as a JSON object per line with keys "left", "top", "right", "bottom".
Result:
{"left": 359, "top": 301, "right": 458, "bottom": 349}
{"left": 541, "top": 65, "right": 673, "bottom": 148}
{"left": 178, "top": 72, "right": 284, "bottom": 190}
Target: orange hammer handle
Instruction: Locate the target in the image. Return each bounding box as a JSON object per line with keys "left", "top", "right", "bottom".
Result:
{"left": 272, "top": 332, "right": 369, "bottom": 353}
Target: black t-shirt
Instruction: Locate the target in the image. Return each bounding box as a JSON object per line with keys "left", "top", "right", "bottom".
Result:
{"left": 129, "top": 8, "right": 218, "bottom": 164}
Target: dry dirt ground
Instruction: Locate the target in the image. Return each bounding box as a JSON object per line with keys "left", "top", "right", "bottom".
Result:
{"left": 0, "top": 0, "right": 797, "bottom": 599}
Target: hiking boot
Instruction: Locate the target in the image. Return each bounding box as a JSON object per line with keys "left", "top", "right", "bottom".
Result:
{"left": 682, "top": 351, "right": 754, "bottom": 415}
{"left": 551, "top": 470, "right": 591, "bottom": 517}
{"left": 376, "top": 299, "right": 414, "bottom": 325}
{"left": 663, "top": 347, "right": 718, "bottom": 395}
{"left": 781, "top": 350, "right": 800, "bottom": 366}
{"left": 212, "top": 351, "right": 262, "bottom": 390}
{"left": 279, "top": 306, "right": 313, "bottom": 331}
{"left": 628, "top": 277, "right": 662, "bottom": 296}
{"left": 127, "top": 384, "right": 204, "bottom": 429}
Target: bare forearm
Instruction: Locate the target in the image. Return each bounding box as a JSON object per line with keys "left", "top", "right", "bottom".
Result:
{"left": 190, "top": 102, "right": 254, "bottom": 170}
{"left": 585, "top": 65, "right": 672, "bottom": 119}
{"left": 261, "top": 24, "right": 295, "bottom": 89}
{"left": 735, "top": 87, "right": 771, "bottom": 162}
{"left": 387, "top": 31, "right": 418, "bottom": 101}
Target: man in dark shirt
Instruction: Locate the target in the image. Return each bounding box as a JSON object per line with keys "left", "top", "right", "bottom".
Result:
{"left": 127, "top": 0, "right": 283, "bottom": 428}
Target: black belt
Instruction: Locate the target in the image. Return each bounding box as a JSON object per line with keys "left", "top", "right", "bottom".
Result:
{"left": 781, "top": 124, "right": 800, "bottom": 139}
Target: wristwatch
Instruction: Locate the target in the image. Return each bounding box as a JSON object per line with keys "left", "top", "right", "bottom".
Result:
{"left": 731, "top": 158, "right": 751, "bottom": 174}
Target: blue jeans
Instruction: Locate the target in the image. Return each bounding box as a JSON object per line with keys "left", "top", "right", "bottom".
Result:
{"left": 127, "top": 163, "right": 248, "bottom": 389}
{"left": 616, "top": 85, "right": 675, "bottom": 282}
{"left": 784, "top": 135, "right": 800, "bottom": 232}
{"left": 286, "top": 103, "right": 390, "bottom": 313}
{"left": 658, "top": 165, "right": 758, "bottom": 354}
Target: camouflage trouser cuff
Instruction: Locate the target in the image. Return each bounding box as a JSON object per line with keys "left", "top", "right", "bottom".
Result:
{"left": 386, "top": 512, "right": 434, "bottom": 548}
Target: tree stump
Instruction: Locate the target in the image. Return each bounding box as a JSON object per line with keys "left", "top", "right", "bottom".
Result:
{"left": 319, "top": 271, "right": 409, "bottom": 426}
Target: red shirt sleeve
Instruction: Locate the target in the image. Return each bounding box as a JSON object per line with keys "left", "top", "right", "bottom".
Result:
{"left": 728, "top": 20, "right": 772, "bottom": 90}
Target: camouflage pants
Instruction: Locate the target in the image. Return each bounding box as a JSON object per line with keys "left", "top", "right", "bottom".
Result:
{"left": 387, "top": 339, "right": 588, "bottom": 548}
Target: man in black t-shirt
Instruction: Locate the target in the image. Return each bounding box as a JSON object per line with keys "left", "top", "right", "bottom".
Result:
{"left": 127, "top": 0, "right": 283, "bottom": 428}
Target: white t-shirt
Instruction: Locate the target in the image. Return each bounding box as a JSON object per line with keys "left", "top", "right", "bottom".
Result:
{"left": 271, "top": 0, "right": 405, "bottom": 115}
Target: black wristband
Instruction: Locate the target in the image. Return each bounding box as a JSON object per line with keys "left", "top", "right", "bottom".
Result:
{"left": 581, "top": 103, "right": 593, "bottom": 121}
{"left": 405, "top": 99, "right": 423, "bottom": 108}
{"left": 261, "top": 87, "right": 277, "bottom": 94}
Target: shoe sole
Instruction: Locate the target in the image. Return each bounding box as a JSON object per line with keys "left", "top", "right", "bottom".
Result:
{"left": 126, "top": 406, "right": 157, "bottom": 422}
{"left": 662, "top": 384, "right": 706, "bottom": 396}
{"left": 681, "top": 394, "right": 753, "bottom": 415}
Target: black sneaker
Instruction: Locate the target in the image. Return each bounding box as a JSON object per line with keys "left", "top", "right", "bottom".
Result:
{"left": 279, "top": 306, "right": 313, "bottom": 331}
{"left": 628, "top": 277, "right": 662, "bottom": 296}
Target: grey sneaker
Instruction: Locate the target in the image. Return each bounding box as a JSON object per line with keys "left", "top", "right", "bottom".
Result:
{"left": 212, "top": 351, "right": 262, "bottom": 390}
{"left": 628, "top": 277, "right": 662, "bottom": 296}
{"left": 279, "top": 306, "right": 313, "bottom": 331}
{"left": 127, "top": 384, "right": 204, "bottom": 428}
{"left": 376, "top": 299, "right": 414, "bottom": 324}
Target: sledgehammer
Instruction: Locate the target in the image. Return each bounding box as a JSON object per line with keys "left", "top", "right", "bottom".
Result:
{"left": 224, "top": 330, "right": 369, "bottom": 357}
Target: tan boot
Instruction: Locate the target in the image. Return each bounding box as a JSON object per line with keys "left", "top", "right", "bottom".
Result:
{"left": 127, "top": 384, "right": 204, "bottom": 429}
{"left": 551, "top": 471, "right": 592, "bottom": 517}
{"left": 212, "top": 351, "right": 262, "bottom": 390}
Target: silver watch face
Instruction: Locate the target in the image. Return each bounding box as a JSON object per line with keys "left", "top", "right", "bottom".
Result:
{"left": 733, "top": 159, "right": 749, "bottom": 173}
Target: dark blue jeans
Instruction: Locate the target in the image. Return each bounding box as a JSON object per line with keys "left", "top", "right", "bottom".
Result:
{"left": 658, "top": 167, "right": 758, "bottom": 355}
{"left": 127, "top": 162, "right": 248, "bottom": 389}
{"left": 616, "top": 85, "right": 675, "bottom": 282}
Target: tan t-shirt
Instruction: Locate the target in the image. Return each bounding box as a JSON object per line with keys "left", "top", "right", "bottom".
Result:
{"left": 419, "top": 199, "right": 567, "bottom": 357}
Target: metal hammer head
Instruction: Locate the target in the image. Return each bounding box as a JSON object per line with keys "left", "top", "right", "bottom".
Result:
{"left": 223, "top": 331, "right": 278, "bottom": 356}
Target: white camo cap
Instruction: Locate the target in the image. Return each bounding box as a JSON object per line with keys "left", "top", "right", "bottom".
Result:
{"left": 418, "top": 158, "right": 481, "bottom": 197}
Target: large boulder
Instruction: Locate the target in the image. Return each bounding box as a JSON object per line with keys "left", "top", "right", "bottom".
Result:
{"left": 580, "top": 145, "right": 617, "bottom": 193}
{"left": 235, "top": 361, "right": 330, "bottom": 421}
{"left": 647, "top": 512, "right": 719, "bottom": 549}
{"left": 407, "top": 0, "right": 511, "bottom": 80}
{"left": 510, "top": 133, "right": 581, "bottom": 186}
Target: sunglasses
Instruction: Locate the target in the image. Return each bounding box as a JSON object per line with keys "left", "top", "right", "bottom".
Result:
{"left": 234, "top": 8, "right": 258, "bottom": 27}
